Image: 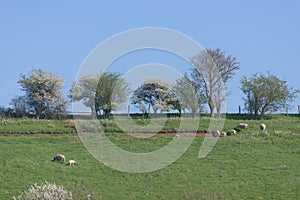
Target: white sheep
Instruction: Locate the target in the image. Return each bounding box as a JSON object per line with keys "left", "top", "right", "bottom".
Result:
{"left": 175, "top": 134, "right": 180, "bottom": 138}
{"left": 227, "top": 130, "right": 237, "bottom": 136}
{"left": 220, "top": 132, "right": 227, "bottom": 137}
{"left": 237, "top": 123, "right": 249, "bottom": 129}
{"left": 260, "top": 123, "right": 266, "bottom": 131}
{"left": 68, "top": 160, "right": 77, "bottom": 166}
{"left": 212, "top": 130, "right": 221, "bottom": 137}
{"left": 53, "top": 154, "right": 65, "bottom": 163}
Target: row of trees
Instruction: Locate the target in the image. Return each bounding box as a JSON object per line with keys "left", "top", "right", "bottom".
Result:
{"left": 4, "top": 49, "right": 298, "bottom": 120}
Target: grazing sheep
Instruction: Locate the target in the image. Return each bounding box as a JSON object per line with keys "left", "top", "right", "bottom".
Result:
{"left": 64, "top": 120, "right": 75, "bottom": 128}
{"left": 234, "top": 127, "right": 241, "bottom": 132}
{"left": 53, "top": 154, "right": 65, "bottom": 163}
{"left": 220, "top": 132, "right": 227, "bottom": 137}
{"left": 237, "top": 123, "right": 248, "bottom": 129}
{"left": 212, "top": 130, "right": 221, "bottom": 137}
{"left": 68, "top": 160, "right": 77, "bottom": 166}
{"left": 227, "top": 130, "right": 237, "bottom": 136}
{"left": 260, "top": 123, "right": 266, "bottom": 131}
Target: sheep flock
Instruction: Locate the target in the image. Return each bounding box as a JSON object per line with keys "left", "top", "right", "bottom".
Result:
{"left": 212, "top": 123, "right": 267, "bottom": 137}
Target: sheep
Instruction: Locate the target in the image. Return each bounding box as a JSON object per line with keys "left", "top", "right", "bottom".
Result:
{"left": 260, "top": 123, "right": 266, "bottom": 131}
{"left": 226, "top": 130, "right": 237, "bottom": 136}
{"left": 212, "top": 130, "right": 221, "bottom": 137}
{"left": 175, "top": 134, "right": 180, "bottom": 138}
{"left": 220, "top": 132, "right": 227, "bottom": 137}
{"left": 53, "top": 154, "right": 65, "bottom": 163}
{"left": 68, "top": 160, "right": 77, "bottom": 166}
{"left": 236, "top": 123, "right": 248, "bottom": 129}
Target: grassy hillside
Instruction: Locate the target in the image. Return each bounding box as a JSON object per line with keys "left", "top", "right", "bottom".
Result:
{"left": 1, "top": 114, "right": 300, "bottom": 134}
{"left": 0, "top": 118, "right": 76, "bottom": 134}
{"left": 0, "top": 128, "right": 299, "bottom": 199}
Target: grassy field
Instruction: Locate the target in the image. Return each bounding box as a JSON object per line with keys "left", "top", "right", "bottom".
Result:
{"left": 0, "top": 118, "right": 76, "bottom": 134}
{"left": 1, "top": 114, "right": 300, "bottom": 134}
{"left": 0, "top": 116, "right": 300, "bottom": 199}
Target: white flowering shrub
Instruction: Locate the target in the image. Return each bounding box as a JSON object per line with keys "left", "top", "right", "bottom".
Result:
{"left": 13, "top": 181, "right": 73, "bottom": 200}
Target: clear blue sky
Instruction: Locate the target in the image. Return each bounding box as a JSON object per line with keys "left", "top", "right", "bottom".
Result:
{"left": 1, "top": 0, "right": 299, "bottom": 113}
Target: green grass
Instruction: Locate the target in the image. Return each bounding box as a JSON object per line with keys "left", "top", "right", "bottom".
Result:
{"left": 1, "top": 114, "right": 300, "bottom": 134}
{"left": 0, "top": 118, "right": 76, "bottom": 133}
{"left": 0, "top": 124, "right": 299, "bottom": 199}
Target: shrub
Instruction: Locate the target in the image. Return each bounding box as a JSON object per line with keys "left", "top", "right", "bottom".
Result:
{"left": 13, "top": 181, "right": 73, "bottom": 200}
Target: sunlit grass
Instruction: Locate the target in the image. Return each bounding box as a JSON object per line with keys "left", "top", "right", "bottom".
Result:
{"left": 1, "top": 127, "right": 299, "bottom": 199}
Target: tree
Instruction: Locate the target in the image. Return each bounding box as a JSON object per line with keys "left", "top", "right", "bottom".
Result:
{"left": 131, "top": 78, "right": 174, "bottom": 116}
{"left": 18, "top": 69, "right": 66, "bottom": 119}
{"left": 0, "top": 106, "right": 14, "bottom": 118}
{"left": 10, "top": 95, "right": 29, "bottom": 118}
{"left": 241, "top": 72, "right": 299, "bottom": 119}
{"left": 69, "top": 72, "right": 130, "bottom": 119}
{"left": 51, "top": 97, "right": 69, "bottom": 119}
{"left": 190, "top": 48, "right": 240, "bottom": 118}
{"left": 172, "top": 75, "right": 204, "bottom": 118}
{"left": 69, "top": 74, "right": 99, "bottom": 118}
{"left": 95, "top": 72, "right": 131, "bottom": 119}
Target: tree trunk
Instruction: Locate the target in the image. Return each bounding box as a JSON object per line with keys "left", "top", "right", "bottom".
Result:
{"left": 127, "top": 105, "right": 130, "bottom": 118}
{"left": 154, "top": 108, "right": 157, "bottom": 117}
{"left": 91, "top": 107, "right": 96, "bottom": 119}
{"left": 208, "top": 98, "right": 214, "bottom": 118}
{"left": 191, "top": 109, "right": 196, "bottom": 118}
{"left": 216, "top": 105, "right": 221, "bottom": 120}
{"left": 103, "top": 110, "right": 110, "bottom": 119}
{"left": 148, "top": 103, "right": 151, "bottom": 118}
{"left": 35, "top": 108, "right": 40, "bottom": 119}
{"left": 260, "top": 112, "right": 265, "bottom": 120}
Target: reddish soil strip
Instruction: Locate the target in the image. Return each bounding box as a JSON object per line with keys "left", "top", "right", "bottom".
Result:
{"left": 0, "top": 130, "right": 213, "bottom": 137}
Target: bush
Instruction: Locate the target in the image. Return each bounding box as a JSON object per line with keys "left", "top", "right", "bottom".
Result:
{"left": 13, "top": 181, "right": 73, "bottom": 200}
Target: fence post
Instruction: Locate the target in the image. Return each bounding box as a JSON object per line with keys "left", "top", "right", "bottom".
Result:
{"left": 127, "top": 105, "right": 130, "bottom": 118}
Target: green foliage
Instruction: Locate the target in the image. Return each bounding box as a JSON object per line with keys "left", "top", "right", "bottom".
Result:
{"left": 131, "top": 78, "right": 175, "bottom": 116}
{"left": 241, "top": 72, "right": 299, "bottom": 119}
{"left": 69, "top": 72, "right": 130, "bottom": 119}
{"left": 10, "top": 96, "right": 28, "bottom": 118}
{"left": 172, "top": 75, "right": 203, "bottom": 117}
{"left": 96, "top": 72, "right": 131, "bottom": 119}
{"left": 69, "top": 74, "right": 99, "bottom": 117}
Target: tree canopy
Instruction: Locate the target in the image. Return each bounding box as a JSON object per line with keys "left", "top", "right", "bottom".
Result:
{"left": 131, "top": 78, "right": 174, "bottom": 116}
{"left": 95, "top": 72, "right": 131, "bottom": 119}
{"left": 172, "top": 75, "right": 203, "bottom": 117}
{"left": 69, "top": 72, "right": 130, "bottom": 119}
{"left": 18, "top": 69, "right": 67, "bottom": 119}
{"left": 69, "top": 74, "right": 99, "bottom": 117}
{"left": 190, "top": 48, "right": 240, "bottom": 118}
{"left": 240, "top": 72, "right": 299, "bottom": 119}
